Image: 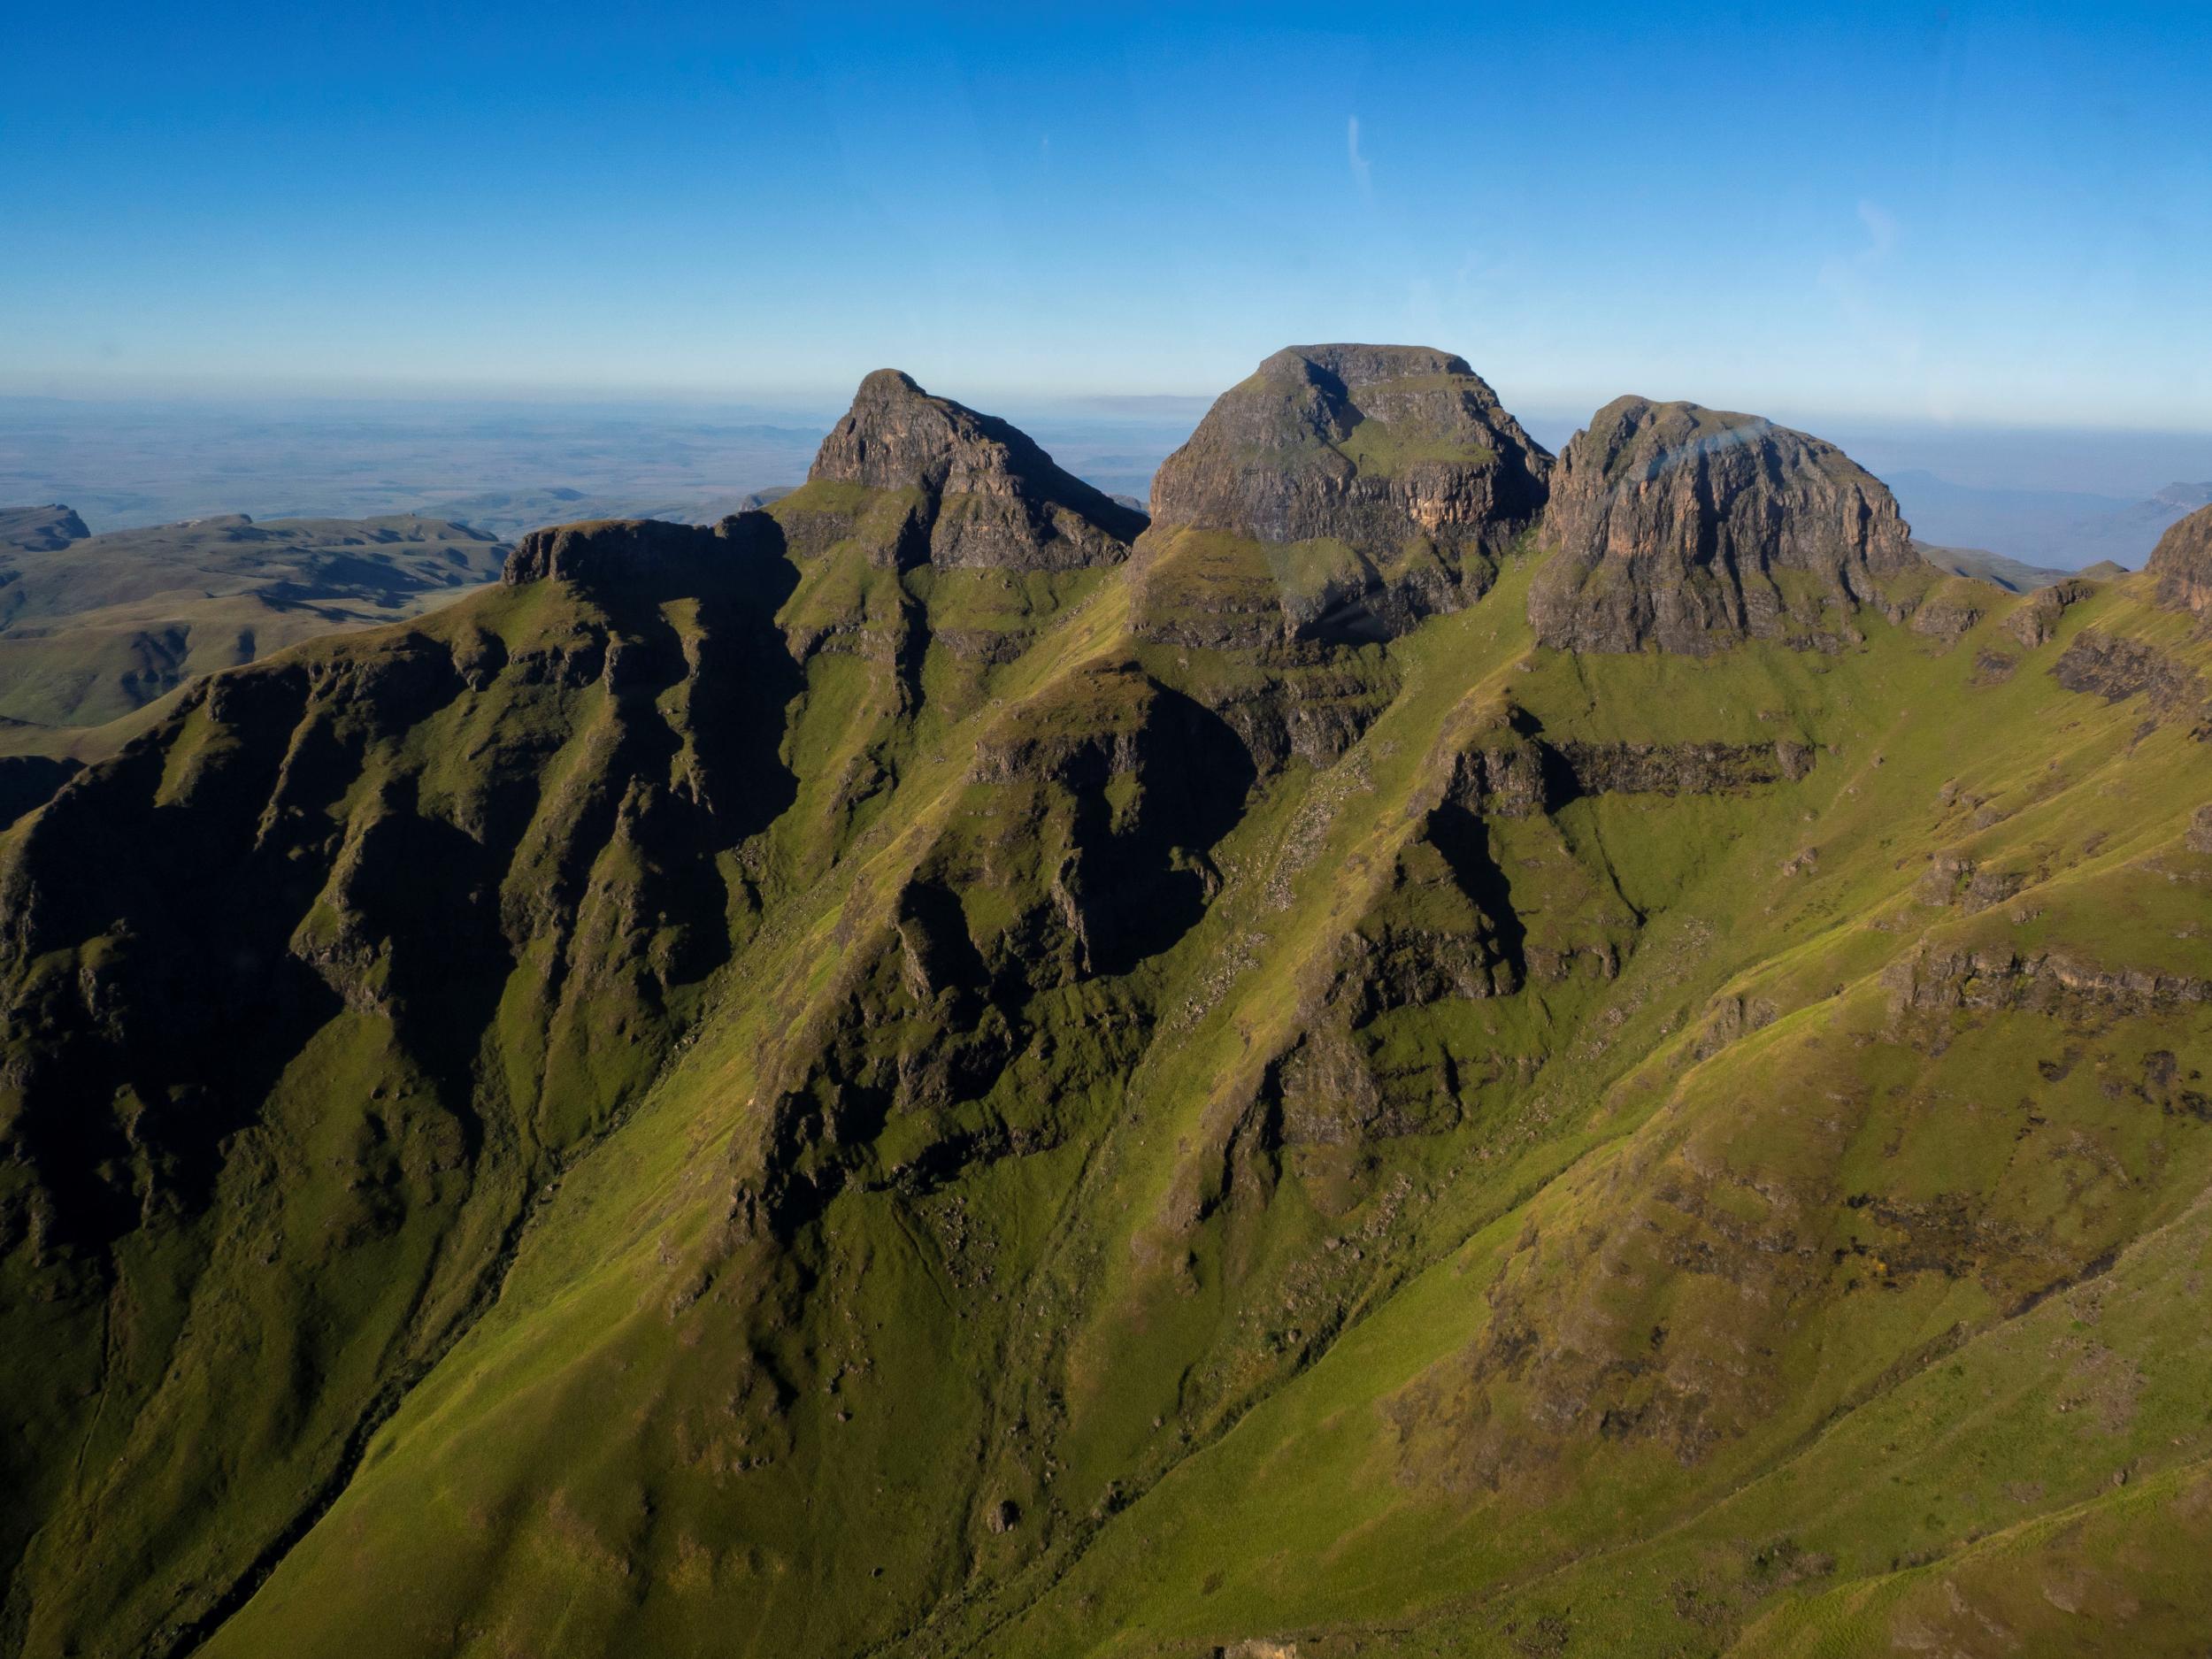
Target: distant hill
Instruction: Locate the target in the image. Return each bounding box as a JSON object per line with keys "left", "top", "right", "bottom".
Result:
{"left": 0, "top": 503, "right": 91, "bottom": 553}
{"left": 0, "top": 508, "right": 504, "bottom": 749}
{"left": 1912, "top": 539, "right": 2108, "bottom": 593}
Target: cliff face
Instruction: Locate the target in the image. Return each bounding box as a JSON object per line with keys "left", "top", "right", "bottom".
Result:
{"left": 499, "top": 513, "right": 769, "bottom": 587}
{"left": 1134, "top": 344, "right": 1552, "bottom": 647}
{"left": 1144, "top": 344, "right": 1551, "bottom": 558}
{"left": 2149, "top": 502, "right": 2212, "bottom": 617}
{"left": 1527, "top": 396, "right": 1922, "bottom": 654}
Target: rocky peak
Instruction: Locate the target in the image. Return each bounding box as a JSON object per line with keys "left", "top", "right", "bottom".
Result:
{"left": 1527, "top": 396, "right": 1919, "bottom": 656}
{"left": 2148, "top": 502, "right": 2212, "bottom": 617}
{"left": 804, "top": 369, "right": 1146, "bottom": 570}
{"left": 1144, "top": 343, "right": 1552, "bottom": 556}
{"left": 1131, "top": 344, "right": 1552, "bottom": 649}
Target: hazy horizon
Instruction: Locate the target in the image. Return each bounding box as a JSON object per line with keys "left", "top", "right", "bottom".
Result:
{"left": 6, "top": 4, "right": 2208, "bottom": 428}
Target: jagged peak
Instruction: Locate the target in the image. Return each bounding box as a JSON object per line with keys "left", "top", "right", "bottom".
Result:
{"left": 795, "top": 371, "right": 1146, "bottom": 570}
{"left": 810, "top": 370, "right": 1141, "bottom": 520}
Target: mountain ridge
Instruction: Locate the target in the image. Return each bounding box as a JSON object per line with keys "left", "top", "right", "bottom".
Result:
{"left": 2, "top": 349, "right": 2208, "bottom": 1659}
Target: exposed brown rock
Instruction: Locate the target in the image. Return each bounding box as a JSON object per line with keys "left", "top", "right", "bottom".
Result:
{"left": 809, "top": 369, "right": 1144, "bottom": 571}
{"left": 1529, "top": 397, "right": 1920, "bottom": 655}
{"left": 2148, "top": 503, "right": 2212, "bottom": 617}
{"left": 2052, "top": 629, "right": 2209, "bottom": 733}
{"left": 2008, "top": 578, "right": 2096, "bottom": 648}
{"left": 1884, "top": 945, "right": 2212, "bottom": 1030}
{"left": 1554, "top": 739, "right": 1798, "bottom": 796}
{"left": 1135, "top": 344, "right": 1551, "bottom": 643}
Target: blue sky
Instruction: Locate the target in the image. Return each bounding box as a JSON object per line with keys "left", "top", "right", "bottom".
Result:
{"left": 4, "top": 2, "right": 2208, "bottom": 428}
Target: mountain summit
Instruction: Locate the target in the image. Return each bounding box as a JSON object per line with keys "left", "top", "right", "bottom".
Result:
{"left": 1144, "top": 343, "right": 1551, "bottom": 555}
{"left": 1529, "top": 396, "right": 1921, "bottom": 654}
{"left": 1133, "top": 343, "right": 1551, "bottom": 649}
{"left": 805, "top": 367, "right": 1145, "bottom": 570}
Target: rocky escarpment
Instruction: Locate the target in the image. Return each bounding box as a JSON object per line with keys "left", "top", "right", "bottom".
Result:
{"left": 1528, "top": 397, "right": 1921, "bottom": 655}
{"left": 801, "top": 368, "right": 1146, "bottom": 571}
{"left": 502, "top": 511, "right": 780, "bottom": 587}
{"left": 1133, "top": 344, "right": 1552, "bottom": 646}
{"left": 2149, "top": 502, "right": 2212, "bottom": 618}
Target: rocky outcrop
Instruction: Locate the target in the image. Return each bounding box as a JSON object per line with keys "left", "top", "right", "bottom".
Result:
{"left": 1528, "top": 397, "right": 1920, "bottom": 655}
{"left": 503, "top": 512, "right": 779, "bottom": 587}
{"left": 2053, "top": 629, "right": 2208, "bottom": 733}
{"left": 1133, "top": 344, "right": 1552, "bottom": 644}
{"left": 2008, "top": 577, "right": 2095, "bottom": 648}
{"left": 2148, "top": 503, "right": 2212, "bottom": 618}
{"left": 1441, "top": 728, "right": 1808, "bottom": 818}
{"left": 806, "top": 369, "right": 1145, "bottom": 571}
{"left": 1885, "top": 944, "right": 2212, "bottom": 1027}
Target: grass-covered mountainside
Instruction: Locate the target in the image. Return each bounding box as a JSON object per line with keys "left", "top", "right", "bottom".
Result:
{"left": 4, "top": 354, "right": 2209, "bottom": 1659}
{"left": 0, "top": 509, "right": 506, "bottom": 764}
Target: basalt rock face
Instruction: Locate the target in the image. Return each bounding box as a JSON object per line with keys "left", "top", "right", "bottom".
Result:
{"left": 503, "top": 511, "right": 780, "bottom": 588}
{"left": 1528, "top": 397, "right": 1921, "bottom": 655}
{"left": 1134, "top": 344, "right": 1552, "bottom": 646}
{"left": 2149, "top": 503, "right": 2212, "bottom": 618}
{"left": 803, "top": 369, "right": 1146, "bottom": 571}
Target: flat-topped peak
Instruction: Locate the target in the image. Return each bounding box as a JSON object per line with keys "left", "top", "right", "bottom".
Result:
{"left": 1148, "top": 342, "right": 1549, "bottom": 542}
{"left": 1259, "top": 342, "right": 1479, "bottom": 389}
{"left": 1131, "top": 342, "right": 1551, "bottom": 647}
{"left": 850, "top": 366, "right": 927, "bottom": 402}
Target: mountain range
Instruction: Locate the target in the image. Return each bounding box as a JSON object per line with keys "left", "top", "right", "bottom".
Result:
{"left": 3, "top": 346, "right": 2209, "bottom": 1659}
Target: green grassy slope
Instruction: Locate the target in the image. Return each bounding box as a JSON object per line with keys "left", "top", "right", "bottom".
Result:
{"left": 120, "top": 556, "right": 2212, "bottom": 1657}
{"left": 4, "top": 414, "right": 2208, "bottom": 1658}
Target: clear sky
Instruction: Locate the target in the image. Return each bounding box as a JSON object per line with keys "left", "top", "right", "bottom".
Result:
{"left": 4, "top": 2, "right": 2208, "bottom": 428}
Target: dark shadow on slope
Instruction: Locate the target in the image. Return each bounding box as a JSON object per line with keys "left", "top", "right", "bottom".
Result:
{"left": 1427, "top": 800, "right": 1529, "bottom": 987}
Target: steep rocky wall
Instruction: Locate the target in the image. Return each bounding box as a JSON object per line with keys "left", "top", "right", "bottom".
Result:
{"left": 2149, "top": 503, "right": 2212, "bottom": 618}
{"left": 1528, "top": 396, "right": 1921, "bottom": 655}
